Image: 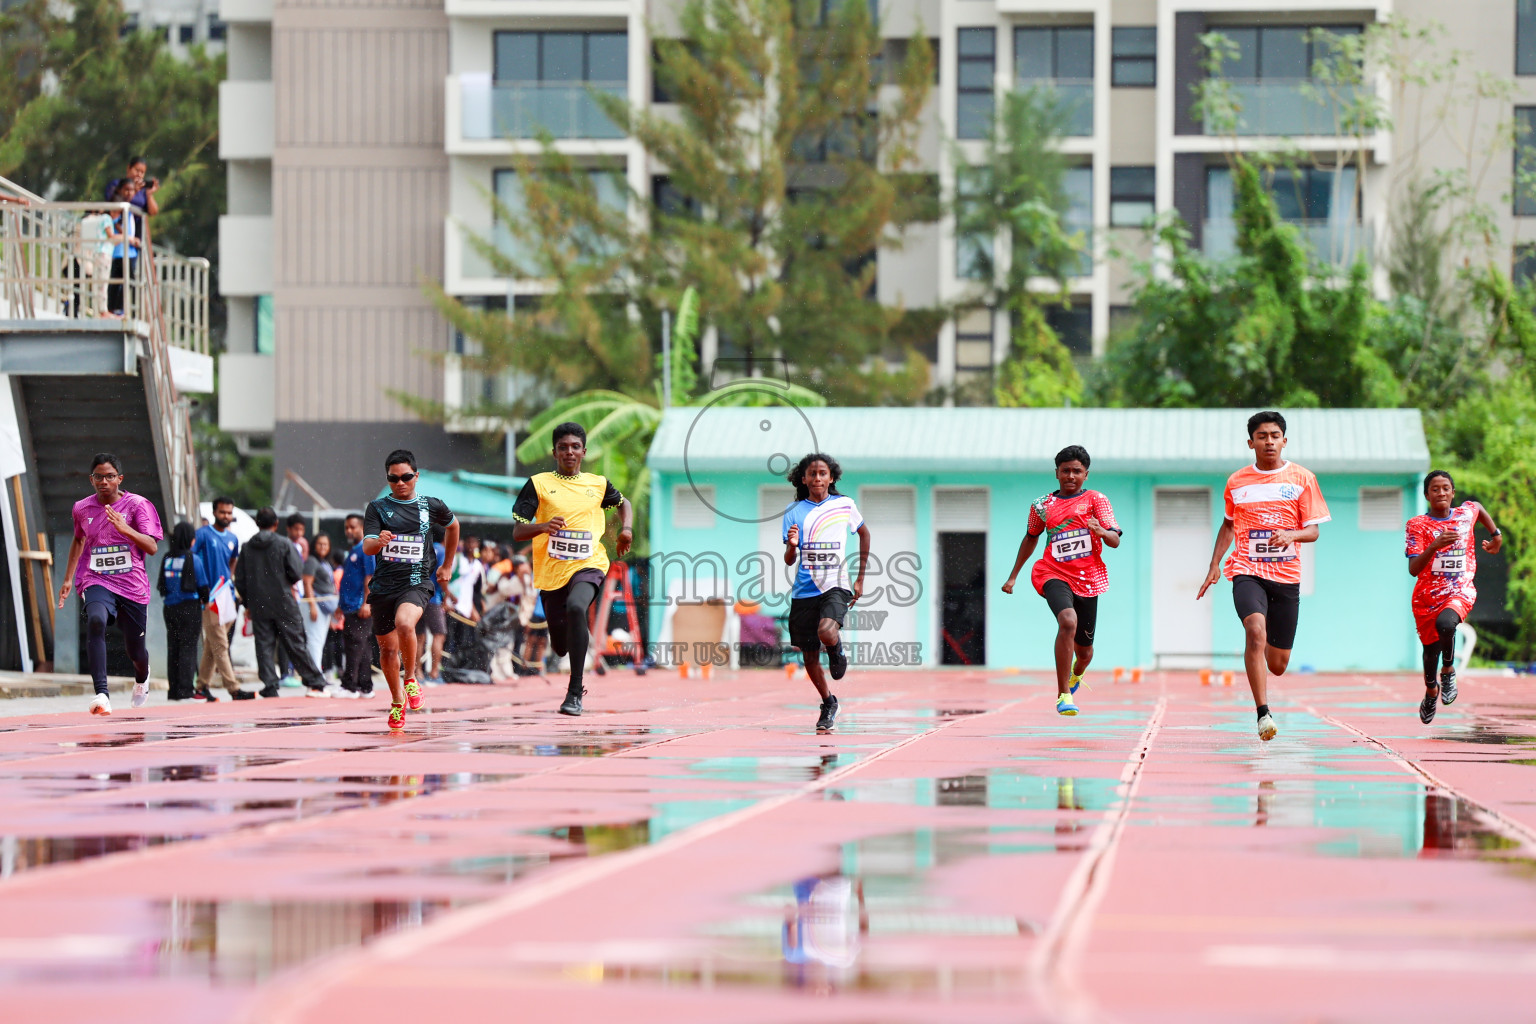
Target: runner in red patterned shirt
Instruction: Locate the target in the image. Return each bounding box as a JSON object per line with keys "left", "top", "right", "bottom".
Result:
{"left": 1003, "top": 445, "right": 1122, "bottom": 716}
{"left": 1405, "top": 470, "right": 1502, "bottom": 724}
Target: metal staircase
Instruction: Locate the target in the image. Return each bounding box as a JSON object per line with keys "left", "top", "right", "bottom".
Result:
{"left": 0, "top": 176, "right": 211, "bottom": 671}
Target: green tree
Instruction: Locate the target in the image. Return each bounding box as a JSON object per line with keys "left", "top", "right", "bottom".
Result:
{"left": 1095, "top": 158, "right": 1395, "bottom": 408}
{"left": 950, "top": 90, "right": 1084, "bottom": 408}
{"left": 418, "top": 0, "right": 935, "bottom": 426}
{"left": 0, "top": 0, "right": 225, "bottom": 265}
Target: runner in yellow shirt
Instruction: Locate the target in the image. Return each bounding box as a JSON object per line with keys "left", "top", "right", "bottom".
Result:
{"left": 512, "top": 422, "right": 633, "bottom": 716}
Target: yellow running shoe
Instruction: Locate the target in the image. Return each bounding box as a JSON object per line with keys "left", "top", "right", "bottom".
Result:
{"left": 1056, "top": 693, "right": 1079, "bottom": 716}
{"left": 388, "top": 703, "right": 405, "bottom": 732}
{"left": 1068, "top": 673, "right": 1084, "bottom": 695}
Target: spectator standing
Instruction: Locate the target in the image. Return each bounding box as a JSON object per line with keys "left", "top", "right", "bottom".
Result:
{"left": 158, "top": 522, "right": 208, "bottom": 700}
{"left": 105, "top": 179, "right": 140, "bottom": 315}
{"left": 103, "top": 156, "right": 160, "bottom": 241}
{"left": 302, "top": 532, "right": 339, "bottom": 682}
{"left": 234, "top": 507, "right": 326, "bottom": 698}
{"left": 337, "top": 513, "right": 376, "bottom": 696}
{"left": 193, "top": 497, "right": 242, "bottom": 701}
{"left": 445, "top": 541, "right": 483, "bottom": 656}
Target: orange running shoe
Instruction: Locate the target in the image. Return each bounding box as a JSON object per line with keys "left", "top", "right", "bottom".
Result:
{"left": 404, "top": 679, "right": 424, "bottom": 712}
{"left": 388, "top": 702, "right": 405, "bottom": 731}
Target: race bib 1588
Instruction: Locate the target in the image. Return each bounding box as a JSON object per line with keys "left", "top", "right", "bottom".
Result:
{"left": 89, "top": 544, "right": 133, "bottom": 575}
{"left": 548, "top": 529, "right": 594, "bottom": 561}
{"left": 1432, "top": 548, "right": 1466, "bottom": 576}
{"left": 382, "top": 534, "right": 425, "bottom": 563}
{"left": 1245, "top": 529, "right": 1295, "bottom": 563}
{"left": 1050, "top": 527, "right": 1092, "bottom": 562}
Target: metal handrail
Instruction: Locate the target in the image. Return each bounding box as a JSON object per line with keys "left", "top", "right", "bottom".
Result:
{"left": 0, "top": 195, "right": 204, "bottom": 522}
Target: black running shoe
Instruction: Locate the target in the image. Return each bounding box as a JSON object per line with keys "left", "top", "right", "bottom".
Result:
{"left": 816, "top": 695, "right": 838, "bottom": 733}
{"left": 259, "top": 686, "right": 280, "bottom": 699}
{"left": 1419, "top": 685, "right": 1438, "bottom": 724}
{"left": 230, "top": 690, "right": 256, "bottom": 701}
{"left": 192, "top": 689, "right": 217, "bottom": 701}
{"left": 559, "top": 686, "right": 585, "bottom": 716}
{"left": 1439, "top": 668, "right": 1458, "bottom": 706}
{"left": 827, "top": 644, "right": 848, "bottom": 681}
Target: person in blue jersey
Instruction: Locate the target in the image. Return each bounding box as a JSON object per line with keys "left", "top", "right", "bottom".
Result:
{"left": 159, "top": 522, "right": 209, "bottom": 701}
{"left": 362, "top": 449, "right": 459, "bottom": 731}
{"left": 782, "top": 453, "right": 871, "bottom": 734}
{"left": 192, "top": 496, "right": 241, "bottom": 701}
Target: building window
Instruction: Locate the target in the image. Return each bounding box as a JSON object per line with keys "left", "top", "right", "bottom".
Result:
{"left": 1112, "top": 27, "right": 1156, "bottom": 87}
{"left": 1516, "top": 244, "right": 1536, "bottom": 285}
{"left": 1215, "top": 25, "right": 1361, "bottom": 81}
{"left": 1063, "top": 165, "right": 1093, "bottom": 276}
{"left": 1110, "top": 166, "right": 1155, "bottom": 227}
{"left": 1045, "top": 303, "right": 1092, "bottom": 356}
{"left": 881, "top": 38, "right": 940, "bottom": 85}
{"left": 955, "top": 308, "right": 994, "bottom": 374}
{"left": 1207, "top": 165, "right": 1357, "bottom": 222}
{"left": 255, "top": 294, "right": 274, "bottom": 355}
{"left": 652, "top": 40, "right": 700, "bottom": 103}
{"left": 120, "top": 13, "right": 139, "bottom": 37}
{"left": 1520, "top": 0, "right": 1536, "bottom": 75}
{"left": 956, "top": 28, "right": 995, "bottom": 140}
{"left": 652, "top": 175, "right": 701, "bottom": 219}
{"left": 955, "top": 167, "right": 991, "bottom": 279}
{"left": 492, "top": 168, "right": 627, "bottom": 272}
{"left": 178, "top": 22, "right": 194, "bottom": 44}
{"left": 1014, "top": 26, "right": 1093, "bottom": 135}
{"left": 207, "top": 15, "right": 226, "bottom": 41}
{"left": 496, "top": 31, "right": 628, "bottom": 86}
{"left": 1518, "top": 108, "right": 1536, "bottom": 215}
{"left": 796, "top": 0, "right": 878, "bottom": 29}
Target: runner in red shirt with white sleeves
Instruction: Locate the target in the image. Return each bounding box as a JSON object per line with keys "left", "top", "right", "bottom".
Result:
{"left": 1198, "top": 412, "right": 1331, "bottom": 743}
{"left": 1002, "top": 445, "right": 1122, "bottom": 717}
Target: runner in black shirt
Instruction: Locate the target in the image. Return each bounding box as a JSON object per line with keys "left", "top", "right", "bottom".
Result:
{"left": 362, "top": 449, "right": 458, "bottom": 731}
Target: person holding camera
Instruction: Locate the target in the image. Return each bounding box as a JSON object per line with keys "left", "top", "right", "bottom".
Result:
{"left": 103, "top": 156, "right": 160, "bottom": 240}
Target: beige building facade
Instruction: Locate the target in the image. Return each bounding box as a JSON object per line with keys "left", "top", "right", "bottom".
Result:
{"left": 220, "top": 0, "right": 1536, "bottom": 498}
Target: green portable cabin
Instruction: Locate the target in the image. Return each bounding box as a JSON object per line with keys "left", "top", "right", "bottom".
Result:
{"left": 646, "top": 407, "right": 1430, "bottom": 672}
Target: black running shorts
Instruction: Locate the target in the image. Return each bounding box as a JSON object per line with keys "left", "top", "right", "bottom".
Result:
{"left": 370, "top": 587, "right": 431, "bottom": 637}
{"left": 788, "top": 588, "right": 851, "bottom": 654}
{"left": 1041, "top": 578, "right": 1098, "bottom": 647}
{"left": 1231, "top": 574, "right": 1301, "bottom": 650}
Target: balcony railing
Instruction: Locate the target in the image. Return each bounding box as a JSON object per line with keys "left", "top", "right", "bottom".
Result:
{"left": 1015, "top": 78, "right": 1093, "bottom": 136}
{"left": 460, "top": 76, "right": 626, "bottom": 141}
{"left": 1204, "top": 218, "right": 1373, "bottom": 266}
{"left": 1205, "top": 78, "right": 1365, "bottom": 137}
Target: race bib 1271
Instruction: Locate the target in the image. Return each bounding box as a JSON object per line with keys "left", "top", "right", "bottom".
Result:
{"left": 548, "top": 529, "right": 594, "bottom": 561}
{"left": 1050, "top": 527, "right": 1092, "bottom": 562}
{"left": 89, "top": 544, "right": 133, "bottom": 575}
{"left": 1245, "top": 529, "right": 1295, "bottom": 563}
{"left": 382, "top": 533, "right": 425, "bottom": 563}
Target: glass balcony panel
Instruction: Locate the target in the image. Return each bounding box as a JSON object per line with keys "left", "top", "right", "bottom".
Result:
{"left": 1203, "top": 218, "right": 1373, "bottom": 266}
{"left": 1208, "top": 79, "right": 1362, "bottom": 137}
{"left": 462, "top": 77, "right": 627, "bottom": 140}
{"left": 1016, "top": 79, "right": 1093, "bottom": 136}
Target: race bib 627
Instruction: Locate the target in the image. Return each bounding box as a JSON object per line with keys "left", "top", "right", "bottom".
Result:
{"left": 1245, "top": 529, "right": 1295, "bottom": 563}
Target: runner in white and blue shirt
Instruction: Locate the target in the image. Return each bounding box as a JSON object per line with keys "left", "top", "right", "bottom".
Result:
{"left": 781, "top": 452, "right": 871, "bottom": 734}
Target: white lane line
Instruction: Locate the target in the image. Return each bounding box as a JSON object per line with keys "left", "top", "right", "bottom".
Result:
{"left": 1308, "top": 707, "right": 1536, "bottom": 848}
{"left": 250, "top": 702, "right": 1019, "bottom": 1024}
{"left": 1030, "top": 694, "right": 1168, "bottom": 1024}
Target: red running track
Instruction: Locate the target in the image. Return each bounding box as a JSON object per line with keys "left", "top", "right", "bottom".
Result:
{"left": 1, "top": 669, "right": 1534, "bottom": 1023}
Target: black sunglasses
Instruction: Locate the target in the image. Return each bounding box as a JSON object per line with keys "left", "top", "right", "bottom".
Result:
{"left": 387, "top": 472, "right": 417, "bottom": 484}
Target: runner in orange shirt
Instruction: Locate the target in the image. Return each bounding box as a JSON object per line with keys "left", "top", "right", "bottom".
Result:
{"left": 1198, "top": 412, "right": 1331, "bottom": 742}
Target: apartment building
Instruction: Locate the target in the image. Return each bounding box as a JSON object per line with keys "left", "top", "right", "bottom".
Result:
{"left": 220, "top": 0, "right": 1536, "bottom": 501}
{"left": 124, "top": 0, "right": 228, "bottom": 54}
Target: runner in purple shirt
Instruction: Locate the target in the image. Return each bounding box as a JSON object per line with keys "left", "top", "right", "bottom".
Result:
{"left": 57, "top": 453, "right": 162, "bottom": 716}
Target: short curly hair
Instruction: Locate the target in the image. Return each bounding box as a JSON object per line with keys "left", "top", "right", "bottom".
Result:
{"left": 1055, "top": 445, "right": 1090, "bottom": 470}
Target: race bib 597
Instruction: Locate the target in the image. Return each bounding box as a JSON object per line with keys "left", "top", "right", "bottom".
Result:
{"left": 548, "top": 529, "right": 594, "bottom": 561}
{"left": 382, "top": 534, "right": 425, "bottom": 563}
{"left": 89, "top": 544, "right": 133, "bottom": 575}
{"left": 1245, "top": 529, "right": 1295, "bottom": 563}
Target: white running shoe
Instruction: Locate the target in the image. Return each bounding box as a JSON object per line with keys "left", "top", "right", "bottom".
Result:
{"left": 89, "top": 693, "right": 112, "bottom": 716}
{"left": 1257, "top": 713, "right": 1278, "bottom": 742}
{"left": 326, "top": 685, "right": 358, "bottom": 699}
{"left": 131, "top": 681, "right": 149, "bottom": 708}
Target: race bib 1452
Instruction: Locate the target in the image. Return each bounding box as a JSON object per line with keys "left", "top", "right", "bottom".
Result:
{"left": 89, "top": 544, "right": 133, "bottom": 575}
{"left": 382, "top": 534, "right": 425, "bottom": 563}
